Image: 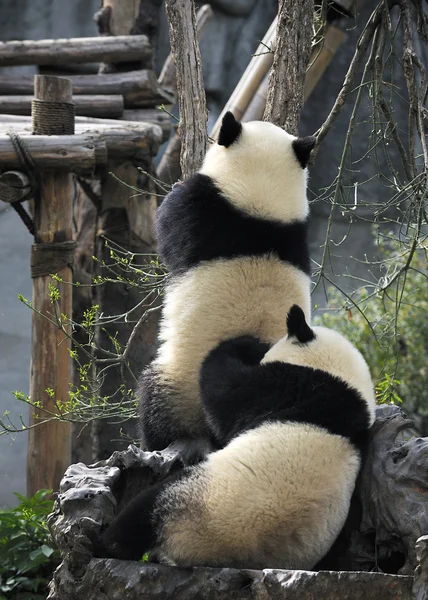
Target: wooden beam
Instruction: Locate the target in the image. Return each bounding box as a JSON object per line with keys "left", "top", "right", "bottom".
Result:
{"left": 0, "top": 125, "right": 161, "bottom": 165}
{"left": 27, "top": 75, "right": 74, "bottom": 496}
{"left": 0, "top": 70, "right": 174, "bottom": 108}
{"left": 0, "top": 95, "right": 124, "bottom": 118}
{"left": 0, "top": 134, "right": 106, "bottom": 173}
{"left": 0, "top": 35, "right": 151, "bottom": 67}
{"left": 0, "top": 111, "right": 170, "bottom": 142}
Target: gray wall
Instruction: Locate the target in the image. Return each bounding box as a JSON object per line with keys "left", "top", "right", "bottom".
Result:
{"left": 0, "top": 0, "right": 98, "bottom": 507}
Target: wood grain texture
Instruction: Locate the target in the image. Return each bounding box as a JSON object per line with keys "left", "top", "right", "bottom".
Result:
{"left": 0, "top": 95, "right": 124, "bottom": 118}
{"left": 0, "top": 70, "right": 174, "bottom": 108}
{"left": 0, "top": 35, "right": 151, "bottom": 67}
{"left": 164, "top": 0, "right": 208, "bottom": 179}
{"left": 263, "top": 0, "right": 314, "bottom": 134}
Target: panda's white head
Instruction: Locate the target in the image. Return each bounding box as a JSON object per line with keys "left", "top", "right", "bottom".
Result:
{"left": 199, "top": 112, "right": 315, "bottom": 223}
{"left": 262, "top": 305, "right": 376, "bottom": 424}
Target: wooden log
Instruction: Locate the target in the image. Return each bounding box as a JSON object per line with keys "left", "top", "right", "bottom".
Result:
{"left": 121, "top": 109, "right": 171, "bottom": 141}
{"left": 0, "top": 35, "right": 151, "bottom": 67}
{"left": 0, "top": 111, "right": 171, "bottom": 142}
{"left": 0, "top": 70, "right": 174, "bottom": 108}
{"left": 0, "top": 95, "right": 124, "bottom": 118}
{"left": 0, "top": 121, "right": 162, "bottom": 166}
{"left": 0, "top": 134, "right": 106, "bottom": 173}
{"left": 27, "top": 75, "right": 74, "bottom": 497}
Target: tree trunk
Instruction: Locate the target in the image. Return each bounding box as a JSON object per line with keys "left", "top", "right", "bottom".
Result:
{"left": 263, "top": 0, "right": 314, "bottom": 134}
{"left": 164, "top": 0, "right": 208, "bottom": 179}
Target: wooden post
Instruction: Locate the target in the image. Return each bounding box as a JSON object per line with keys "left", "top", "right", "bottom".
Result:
{"left": 27, "top": 75, "right": 74, "bottom": 496}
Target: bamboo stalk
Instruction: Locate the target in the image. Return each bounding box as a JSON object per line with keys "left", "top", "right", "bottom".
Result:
{"left": 0, "top": 35, "right": 151, "bottom": 67}
{"left": 210, "top": 17, "right": 277, "bottom": 140}
{"left": 243, "top": 25, "right": 345, "bottom": 122}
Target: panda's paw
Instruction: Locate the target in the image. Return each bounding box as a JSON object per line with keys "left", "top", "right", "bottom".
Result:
{"left": 166, "top": 437, "right": 214, "bottom": 467}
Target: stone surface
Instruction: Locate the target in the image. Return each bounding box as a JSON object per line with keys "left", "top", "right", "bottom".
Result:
{"left": 49, "top": 558, "right": 413, "bottom": 600}
{"left": 359, "top": 406, "right": 428, "bottom": 574}
{"left": 413, "top": 536, "right": 428, "bottom": 600}
{"left": 47, "top": 407, "right": 427, "bottom": 599}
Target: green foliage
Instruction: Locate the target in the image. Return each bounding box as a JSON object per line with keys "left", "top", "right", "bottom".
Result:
{"left": 0, "top": 490, "right": 59, "bottom": 600}
{"left": 315, "top": 248, "right": 428, "bottom": 417}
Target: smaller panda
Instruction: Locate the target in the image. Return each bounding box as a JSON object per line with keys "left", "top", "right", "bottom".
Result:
{"left": 96, "top": 306, "right": 375, "bottom": 570}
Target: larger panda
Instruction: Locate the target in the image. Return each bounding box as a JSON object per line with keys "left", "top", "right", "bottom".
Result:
{"left": 97, "top": 306, "right": 375, "bottom": 570}
{"left": 139, "top": 112, "right": 315, "bottom": 453}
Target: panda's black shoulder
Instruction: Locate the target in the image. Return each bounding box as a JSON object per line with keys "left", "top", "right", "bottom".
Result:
{"left": 156, "top": 173, "right": 310, "bottom": 275}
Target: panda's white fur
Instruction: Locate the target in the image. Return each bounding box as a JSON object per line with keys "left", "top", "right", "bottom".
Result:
{"left": 101, "top": 308, "right": 375, "bottom": 570}
{"left": 200, "top": 121, "right": 309, "bottom": 222}
{"left": 157, "top": 421, "right": 360, "bottom": 569}
{"left": 139, "top": 113, "right": 314, "bottom": 451}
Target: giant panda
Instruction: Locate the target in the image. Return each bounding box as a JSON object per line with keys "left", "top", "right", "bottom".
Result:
{"left": 97, "top": 305, "right": 376, "bottom": 570}
{"left": 139, "top": 112, "right": 315, "bottom": 454}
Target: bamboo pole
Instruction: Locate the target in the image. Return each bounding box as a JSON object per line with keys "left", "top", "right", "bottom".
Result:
{"left": 209, "top": 17, "right": 277, "bottom": 140}
{"left": 0, "top": 35, "right": 151, "bottom": 67}
{"left": 243, "top": 25, "right": 345, "bottom": 122}
{"left": 27, "top": 75, "right": 75, "bottom": 496}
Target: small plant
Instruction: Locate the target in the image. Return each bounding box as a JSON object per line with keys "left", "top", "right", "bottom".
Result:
{"left": 0, "top": 490, "right": 59, "bottom": 600}
{"left": 315, "top": 247, "right": 428, "bottom": 427}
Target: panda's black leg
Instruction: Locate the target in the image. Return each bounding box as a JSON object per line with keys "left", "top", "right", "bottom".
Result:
{"left": 94, "top": 472, "right": 185, "bottom": 561}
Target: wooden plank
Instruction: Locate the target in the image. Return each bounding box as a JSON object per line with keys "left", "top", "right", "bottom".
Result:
{"left": 27, "top": 75, "right": 74, "bottom": 496}
{"left": 0, "top": 95, "right": 124, "bottom": 118}
{"left": 0, "top": 35, "right": 151, "bottom": 67}
{"left": 0, "top": 70, "right": 174, "bottom": 108}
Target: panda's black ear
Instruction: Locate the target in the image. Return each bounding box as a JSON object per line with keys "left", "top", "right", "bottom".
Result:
{"left": 218, "top": 111, "right": 242, "bottom": 147}
{"left": 287, "top": 305, "right": 315, "bottom": 343}
{"left": 292, "top": 136, "right": 316, "bottom": 168}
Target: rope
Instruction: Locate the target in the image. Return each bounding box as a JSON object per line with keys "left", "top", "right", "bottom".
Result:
{"left": 0, "top": 133, "right": 37, "bottom": 234}
{"left": 31, "top": 241, "right": 77, "bottom": 278}
{"left": 31, "top": 100, "right": 75, "bottom": 135}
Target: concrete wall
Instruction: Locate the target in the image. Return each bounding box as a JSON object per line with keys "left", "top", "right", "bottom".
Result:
{"left": 0, "top": 0, "right": 98, "bottom": 507}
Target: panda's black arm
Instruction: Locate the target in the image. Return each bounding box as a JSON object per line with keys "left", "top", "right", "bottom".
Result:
{"left": 200, "top": 336, "right": 271, "bottom": 443}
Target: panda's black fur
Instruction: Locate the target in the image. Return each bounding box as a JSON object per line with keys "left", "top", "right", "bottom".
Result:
{"left": 156, "top": 174, "right": 310, "bottom": 275}
{"left": 96, "top": 306, "right": 375, "bottom": 570}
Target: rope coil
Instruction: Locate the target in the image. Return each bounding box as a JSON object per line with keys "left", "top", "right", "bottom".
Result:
{"left": 32, "top": 100, "right": 75, "bottom": 135}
